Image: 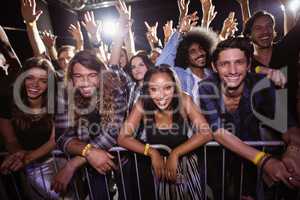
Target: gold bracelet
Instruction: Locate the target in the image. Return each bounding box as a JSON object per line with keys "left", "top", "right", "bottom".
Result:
{"left": 144, "top": 144, "right": 150, "bottom": 156}
{"left": 81, "top": 144, "right": 92, "bottom": 157}
{"left": 23, "top": 20, "right": 36, "bottom": 27}
{"left": 253, "top": 151, "right": 266, "bottom": 165}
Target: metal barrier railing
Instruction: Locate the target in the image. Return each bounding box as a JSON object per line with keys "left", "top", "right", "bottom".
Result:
{"left": 0, "top": 141, "right": 293, "bottom": 200}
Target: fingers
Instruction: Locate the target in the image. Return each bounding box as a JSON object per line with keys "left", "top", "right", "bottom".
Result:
{"left": 10, "top": 159, "right": 24, "bottom": 171}
{"left": 144, "top": 21, "right": 150, "bottom": 30}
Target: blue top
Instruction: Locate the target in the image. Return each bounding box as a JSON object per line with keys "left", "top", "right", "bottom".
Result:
{"left": 198, "top": 72, "right": 296, "bottom": 140}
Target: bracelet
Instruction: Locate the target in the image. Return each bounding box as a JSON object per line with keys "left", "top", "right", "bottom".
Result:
{"left": 255, "top": 66, "right": 262, "bottom": 73}
{"left": 81, "top": 144, "right": 92, "bottom": 157}
{"left": 260, "top": 155, "right": 273, "bottom": 172}
{"left": 144, "top": 143, "right": 150, "bottom": 156}
{"left": 253, "top": 151, "right": 266, "bottom": 165}
{"left": 23, "top": 20, "right": 36, "bottom": 27}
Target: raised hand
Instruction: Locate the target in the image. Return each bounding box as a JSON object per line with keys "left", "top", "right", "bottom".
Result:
{"left": 41, "top": 30, "right": 57, "bottom": 48}
{"left": 178, "top": 11, "right": 199, "bottom": 33}
{"left": 235, "top": 0, "right": 249, "bottom": 5}
{"left": 200, "top": 0, "right": 217, "bottom": 28}
{"left": 163, "top": 20, "right": 174, "bottom": 44}
{"left": 178, "top": 0, "right": 190, "bottom": 24}
{"left": 81, "top": 11, "right": 101, "bottom": 37}
{"left": 115, "top": 0, "right": 132, "bottom": 38}
{"left": 68, "top": 22, "right": 84, "bottom": 43}
{"left": 220, "top": 12, "right": 238, "bottom": 40}
{"left": 145, "top": 21, "right": 159, "bottom": 44}
{"left": 21, "top": 0, "right": 43, "bottom": 23}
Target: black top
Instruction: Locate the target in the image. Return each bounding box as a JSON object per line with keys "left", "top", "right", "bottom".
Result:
{"left": 13, "top": 117, "right": 52, "bottom": 151}
{"left": 145, "top": 113, "right": 189, "bottom": 153}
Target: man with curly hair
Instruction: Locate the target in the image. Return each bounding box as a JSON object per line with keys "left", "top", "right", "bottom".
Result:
{"left": 156, "top": 27, "right": 218, "bottom": 106}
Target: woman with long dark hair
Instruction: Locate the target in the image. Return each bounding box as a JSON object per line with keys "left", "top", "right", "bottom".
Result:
{"left": 118, "top": 65, "right": 213, "bottom": 200}
{"left": 0, "top": 57, "right": 63, "bottom": 199}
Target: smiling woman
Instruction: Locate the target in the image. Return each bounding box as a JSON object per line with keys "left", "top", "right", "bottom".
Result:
{"left": 3, "top": 57, "right": 67, "bottom": 200}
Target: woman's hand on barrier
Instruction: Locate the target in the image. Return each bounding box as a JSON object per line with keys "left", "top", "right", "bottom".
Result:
{"left": 165, "top": 151, "right": 179, "bottom": 182}
{"left": 263, "top": 157, "right": 294, "bottom": 188}
{"left": 0, "top": 150, "right": 26, "bottom": 174}
{"left": 149, "top": 148, "right": 165, "bottom": 179}
{"left": 51, "top": 162, "right": 76, "bottom": 193}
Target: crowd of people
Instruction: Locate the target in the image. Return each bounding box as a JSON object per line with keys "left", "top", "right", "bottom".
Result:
{"left": 0, "top": 0, "right": 300, "bottom": 199}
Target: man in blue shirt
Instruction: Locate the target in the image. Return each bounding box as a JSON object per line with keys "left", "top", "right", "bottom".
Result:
{"left": 199, "top": 37, "right": 300, "bottom": 199}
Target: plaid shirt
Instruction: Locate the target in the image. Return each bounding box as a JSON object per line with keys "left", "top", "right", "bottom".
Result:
{"left": 55, "top": 65, "right": 135, "bottom": 153}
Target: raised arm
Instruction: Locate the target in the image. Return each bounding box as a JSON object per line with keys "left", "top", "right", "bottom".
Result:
{"left": 110, "top": 0, "right": 131, "bottom": 66}
{"left": 68, "top": 22, "right": 84, "bottom": 51}
{"left": 81, "top": 11, "right": 109, "bottom": 65}
{"left": 163, "top": 20, "right": 175, "bottom": 46}
{"left": 123, "top": 5, "right": 136, "bottom": 58}
{"left": 280, "top": 0, "right": 297, "bottom": 35}
{"left": 21, "top": 0, "right": 46, "bottom": 56}
{"left": 41, "top": 30, "right": 58, "bottom": 61}
{"left": 144, "top": 21, "right": 162, "bottom": 50}
{"left": 236, "top": 0, "right": 251, "bottom": 27}
{"left": 200, "top": 0, "right": 217, "bottom": 29}
{"left": 219, "top": 12, "right": 238, "bottom": 40}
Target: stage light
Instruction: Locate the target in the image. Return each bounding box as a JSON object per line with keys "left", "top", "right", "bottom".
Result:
{"left": 289, "top": 0, "right": 300, "bottom": 12}
{"left": 281, "top": 4, "right": 285, "bottom": 11}
{"left": 102, "top": 18, "right": 119, "bottom": 38}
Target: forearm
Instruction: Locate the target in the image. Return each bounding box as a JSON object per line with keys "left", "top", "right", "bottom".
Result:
{"left": 117, "top": 134, "right": 146, "bottom": 155}
{"left": 109, "top": 35, "right": 124, "bottom": 65}
{"left": 172, "top": 131, "right": 212, "bottom": 157}
{"left": 75, "top": 39, "right": 84, "bottom": 52}
{"left": 25, "top": 140, "right": 56, "bottom": 164}
{"left": 239, "top": 0, "right": 250, "bottom": 26}
{"left": 214, "top": 129, "right": 261, "bottom": 162}
{"left": 283, "top": 9, "right": 296, "bottom": 35}
{"left": 47, "top": 46, "right": 58, "bottom": 60}
{"left": 282, "top": 127, "right": 300, "bottom": 146}
{"left": 65, "top": 138, "right": 88, "bottom": 156}
{"left": 124, "top": 30, "right": 135, "bottom": 58}
{"left": 25, "top": 22, "right": 46, "bottom": 56}
{"left": 66, "top": 156, "right": 87, "bottom": 170}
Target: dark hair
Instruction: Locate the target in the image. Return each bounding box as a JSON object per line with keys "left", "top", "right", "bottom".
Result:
{"left": 57, "top": 45, "right": 75, "bottom": 58}
{"left": 212, "top": 37, "right": 254, "bottom": 65}
{"left": 243, "top": 10, "right": 275, "bottom": 37}
{"left": 141, "top": 64, "right": 185, "bottom": 119}
{"left": 129, "top": 52, "right": 154, "bottom": 81}
{"left": 175, "top": 27, "right": 218, "bottom": 69}
{"left": 12, "top": 57, "right": 55, "bottom": 130}
{"left": 67, "top": 50, "right": 106, "bottom": 81}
